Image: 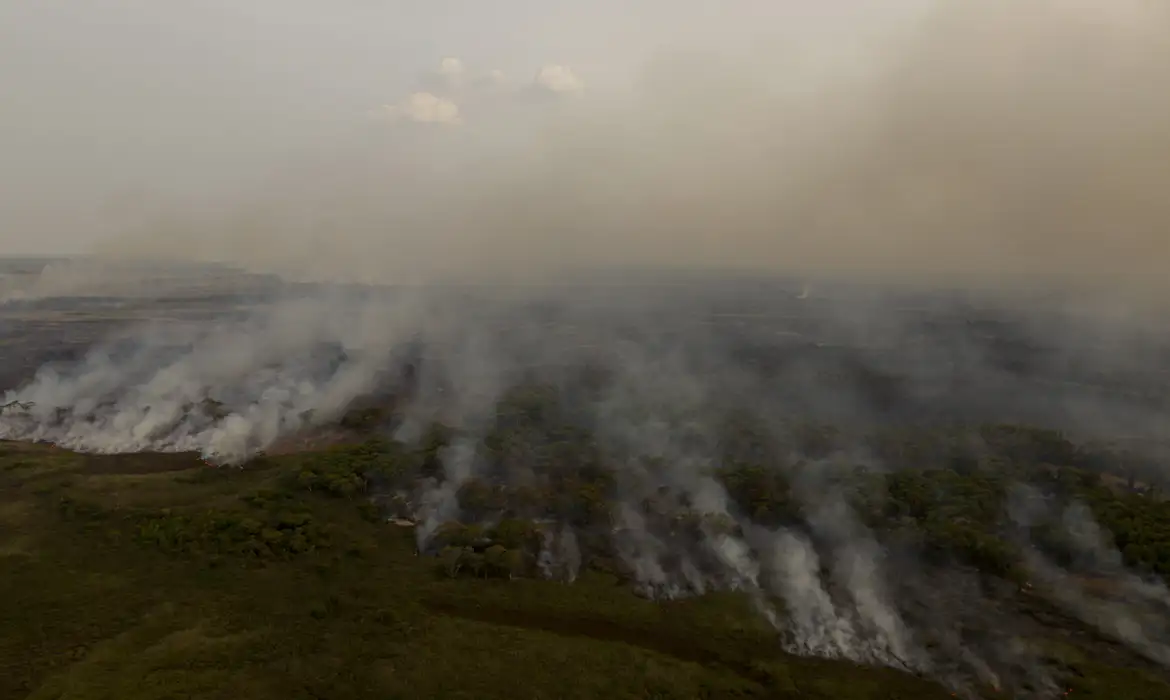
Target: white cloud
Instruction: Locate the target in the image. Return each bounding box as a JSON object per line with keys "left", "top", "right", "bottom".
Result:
{"left": 368, "top": 59, "right": 584, "bottom": 128}
{"left": 373, "top": 91, "right": 461, "bottom": 126}
{"left": 417, "top": 56, "right": 468, "bottom": 93}
{"left": 437, "top": 57, "right": 465, "bottom": 78}
{"left": 533, "top": 64, "right": 584, "bottom": 95}
{"left": 467, "top": 67, "right": 512, "bottom": 94}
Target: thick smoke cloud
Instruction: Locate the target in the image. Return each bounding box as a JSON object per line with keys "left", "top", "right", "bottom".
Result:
{"left": 49, "top": 0, "right": 1167, "bottom": 296}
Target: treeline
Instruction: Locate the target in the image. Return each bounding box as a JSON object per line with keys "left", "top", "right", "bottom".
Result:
{"left": 401, "top": 381, "right": 1170, "bottom": 583}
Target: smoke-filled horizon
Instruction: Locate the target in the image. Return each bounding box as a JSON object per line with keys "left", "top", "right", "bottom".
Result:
{"left": 2, "top": 1, "right": 1169, "bottom": 293}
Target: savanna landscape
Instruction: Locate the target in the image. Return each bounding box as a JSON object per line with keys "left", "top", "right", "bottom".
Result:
{"left": 4, "top": 1, "right": 1170, "bottom": 698}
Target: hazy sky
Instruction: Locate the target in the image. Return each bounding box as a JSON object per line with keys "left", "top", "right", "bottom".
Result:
{"left": 2, "top": 1, "right": 1168, "bottom": 293}
{"left": 0, "top": 0, "right": 921, "bottom": 255}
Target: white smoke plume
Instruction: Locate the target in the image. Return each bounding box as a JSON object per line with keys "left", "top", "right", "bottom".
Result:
{"left": 766, "top": 529, "right": 864, "bottom": 659}
{"left": 537, "top": 526, "right": 582, "bottom": 583}
{"left": 809, "top": 497, "right": 919, "bottom": 669}
{"left": 1008, "top": 486, "right": 1170, "bottom": 668}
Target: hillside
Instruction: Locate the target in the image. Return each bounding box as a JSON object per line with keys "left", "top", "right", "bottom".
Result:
{"left": 3, "top": 412, "right": 1170, "bottom": 699}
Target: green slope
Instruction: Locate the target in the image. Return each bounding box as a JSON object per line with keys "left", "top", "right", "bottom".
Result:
{"left": 1, "top": 440, "right": 1167, "bottom": 700}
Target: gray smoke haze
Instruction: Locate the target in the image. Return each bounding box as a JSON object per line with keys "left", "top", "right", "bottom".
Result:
{"left": 1010, "top": 486, "right": 1170, "bottom": 668}
{"left": 3, "top": 1, "right": 1169, "bottom": 293}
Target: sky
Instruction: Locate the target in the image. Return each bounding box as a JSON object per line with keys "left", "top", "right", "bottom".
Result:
{"left": 1, "top": 1, "right": 1168, "bottom": 294}
{"left": 0, "top": 0, "right": 923, "bottom": 256}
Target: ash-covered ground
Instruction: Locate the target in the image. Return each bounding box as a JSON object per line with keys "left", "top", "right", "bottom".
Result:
{"left": 4, "top": 258, "right": 1170, "bottom": 699}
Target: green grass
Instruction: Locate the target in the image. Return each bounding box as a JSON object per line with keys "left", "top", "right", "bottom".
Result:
{"left": 1, "top": 440, "right": 1166, "bottom": 700}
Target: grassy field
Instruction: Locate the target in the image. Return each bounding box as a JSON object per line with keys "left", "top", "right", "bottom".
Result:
{"left": 2, "top": 440, "right": 1168, "bottom": 700}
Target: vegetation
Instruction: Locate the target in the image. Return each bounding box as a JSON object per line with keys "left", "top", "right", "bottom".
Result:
{"left": 3, "top": 388, "right": 1170, "bottom": 699}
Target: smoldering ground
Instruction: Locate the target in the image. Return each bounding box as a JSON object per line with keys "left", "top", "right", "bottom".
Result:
{"left": 3, "top": 1, "right": 1170, "bottom": 697}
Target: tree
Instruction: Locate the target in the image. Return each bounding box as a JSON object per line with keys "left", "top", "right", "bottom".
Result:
{"left": 490, "top": 518, "right": 541, "bottom": 551}
{"left": 483, "top": 545, "right": 509, "bottom": 578}
{"left": 432, "top": 521, "right": 471, "bottom": 549}
{"left": 459, "top": 548, "right": 485, "bottom": 578}
{"left": 458, "top": 479, "right": 502, "bottom": 517}
{"left": 503, "top": 549, "right": 528, "bottom": 579}
{"left": 439, "top": 546, "right": 463, "bottom": 578}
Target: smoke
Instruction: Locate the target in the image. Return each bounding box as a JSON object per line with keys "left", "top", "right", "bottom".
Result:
{"left": 1010, "top": 486, "right": 1170, "bottom": 668}
{"left": 538, "top": 526, "right": 582, "bottom": 583}
{"left": 0, "top": 0, "right": 1158, "bottom": 294}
